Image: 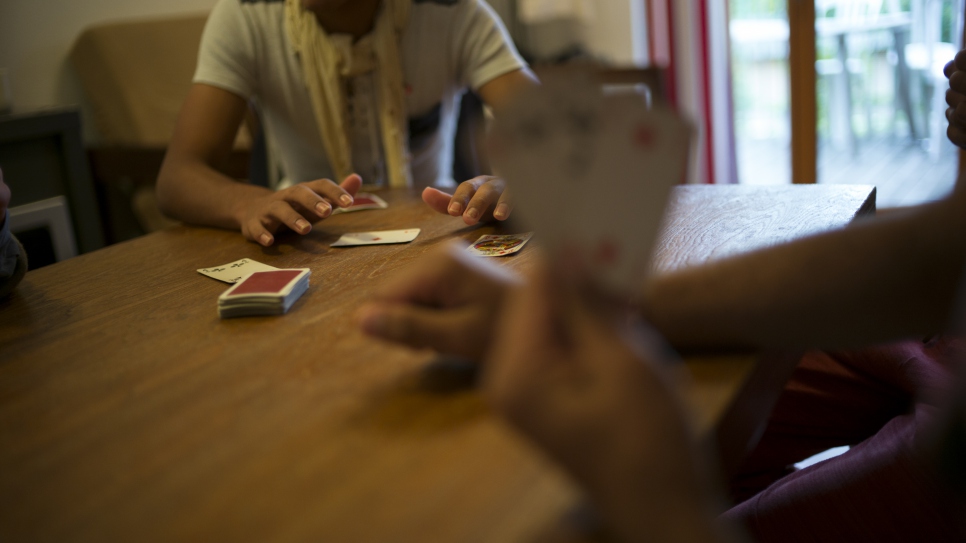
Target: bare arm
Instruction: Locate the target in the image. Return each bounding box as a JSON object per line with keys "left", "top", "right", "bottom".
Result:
{"left": 157, "top": 84, "right": 264, "bottom": 228}
{"left": 644, "top": 178, "right": 966, "bottom": 351}
{"left": 157, "top": 84, "right": 359, "bottom": 246}
{"left": 476, "top": 67, "right": 539, "bottom": 113}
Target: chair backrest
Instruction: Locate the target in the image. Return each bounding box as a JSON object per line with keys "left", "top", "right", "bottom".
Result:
{"left": 69, "top": 14, "right": 211, "bottom": 147}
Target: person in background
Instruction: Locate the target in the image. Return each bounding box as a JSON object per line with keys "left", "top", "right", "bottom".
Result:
{"left": 0, "top": 167, "right": 27, "bottom": 298}
{"left": 157, "top": 0, "right": 536, "bottom": 247}
{"left": 352, "top": 51, "right": 966, "bottom": 541}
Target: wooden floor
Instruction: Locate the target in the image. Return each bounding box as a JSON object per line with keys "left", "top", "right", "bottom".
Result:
{"left": 818, "top": 135, "right": 959, "bottom": 208}
{"left": 736, "top": 135, "right": 959, "bottom": 209}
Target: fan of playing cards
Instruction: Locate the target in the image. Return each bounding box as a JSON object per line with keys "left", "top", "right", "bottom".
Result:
{"left": 488, "top": 65, "right": 693, "bottom": 298}
{"left": 217, "top": 269, "right": 311, "bottom": 318}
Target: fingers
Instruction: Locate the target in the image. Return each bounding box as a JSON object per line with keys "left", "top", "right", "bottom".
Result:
{"left": 284, "top": 183, "right": 334, "bottom": 220}
{"left": 244, "top": 199, "right": 315, "bottom": 246}
{"left": 304, "top": 177, "right": 355, "bottom": 209}
{"left": 956, "top": 48, "right": 966, "bottom": 72}
{"left": 423, "top": 177, "right": 510, "bottom": 224}
{"left": 371, "top": 242, "right": 516, "bottom": 305}
{"left": 462, "top": 177, "right": 505, "bottom": 225}
{"left": 949, "top": 71, "right": 966, "bottom": 98}
{"left": 422, "top": 186, "right": 455, "bottom": 215}
{"left": 493, "top": 189, "right": 512, "bottom": 221}
{"left": 244, "top": 220, "right": 276, "bottom": 247}
{"left": 339, "top": 173, "right": 363, "bottom": 196}
{"left": 446, "top": 178, "right": 484, "bottom": 218}
{"left": 355, "top": 302, "right": 485, "bottom": 358}
{"left": 948, "top": 122, "right": 966, "bottom": 150}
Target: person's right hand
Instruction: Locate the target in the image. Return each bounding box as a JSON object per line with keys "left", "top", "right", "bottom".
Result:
{"left": 238, "top": 174, "right": 362, "bottom": 246}
{"left": 944, "top": 49, "right": 966, "bottom": 148}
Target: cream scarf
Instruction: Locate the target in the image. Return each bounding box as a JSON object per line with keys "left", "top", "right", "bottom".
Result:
{"left": 285, "top": 0, "right": 412, "bottom": 188}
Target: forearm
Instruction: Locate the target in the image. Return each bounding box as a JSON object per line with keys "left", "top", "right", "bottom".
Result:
{"left": 644, "top": 194, "right": 966, "bottom": 351}
{"left": 156, "top": 155, "right": 272, "bottom": 230}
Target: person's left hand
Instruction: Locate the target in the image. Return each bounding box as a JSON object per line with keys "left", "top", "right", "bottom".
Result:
{"left": 422, "top": 175, "right": 511, "bottom": 226}
{"left": 944, "top": 49, "right": 966, "bottom": 148}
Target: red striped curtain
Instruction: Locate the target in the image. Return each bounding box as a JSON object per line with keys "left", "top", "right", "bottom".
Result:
{"left": 646, "top": 0, "right": 738, "bottom": 184}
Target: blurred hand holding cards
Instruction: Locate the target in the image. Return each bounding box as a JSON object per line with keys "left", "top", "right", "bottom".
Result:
{"left": 488, "top": 66, "right": 693, "bottom": 299}
{"left": 218, "top": 269, "right": 310, "bottom": 318}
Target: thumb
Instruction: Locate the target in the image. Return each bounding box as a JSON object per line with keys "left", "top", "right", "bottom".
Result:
{"left": 422, "top": 186, "right": 455, "bottom": 215}
{"left": 356, "top": 302, "right": 483, "bottom": 359}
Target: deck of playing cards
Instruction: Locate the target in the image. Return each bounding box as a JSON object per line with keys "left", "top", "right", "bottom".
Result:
{"left": 218, "top": 269, "right": 311, "bottom": 318}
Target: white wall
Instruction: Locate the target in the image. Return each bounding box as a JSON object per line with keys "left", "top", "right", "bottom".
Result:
{"left": 583, "top": 0, "right": 647, "bottom": 65}
{"left": 0, "top": 0, "right": 217, "bottom": 113}
{"left": 487, "top": 0, "right": 645, "bottom": 66}
{"left": 0, "top": 0, "right": 643, "bottom": 120}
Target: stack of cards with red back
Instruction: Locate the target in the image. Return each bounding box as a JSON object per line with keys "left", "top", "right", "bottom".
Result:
{"left": 218, "top": 269, "right": 311, "bottom": 318}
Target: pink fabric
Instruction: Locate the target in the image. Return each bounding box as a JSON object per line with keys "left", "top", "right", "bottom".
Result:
{"left": 722, "top": 337, "right": 966, "bottom": 542}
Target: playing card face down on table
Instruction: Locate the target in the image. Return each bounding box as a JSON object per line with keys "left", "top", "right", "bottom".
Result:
{"left": 218, "top": 269, "right": 311, "bottom": 318}
{"left": 330, "top": 229, "right": 420, "bottom": 247}
{"left": 332, "top": 192, "right": 389, "bottom": 214}
{"left": 488, "top": 66, "right": 694, "bottom": 297}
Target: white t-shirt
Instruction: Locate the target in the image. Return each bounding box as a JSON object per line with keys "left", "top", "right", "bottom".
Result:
{"left": 194, "top": 0, "right": 526, "bottom": 188}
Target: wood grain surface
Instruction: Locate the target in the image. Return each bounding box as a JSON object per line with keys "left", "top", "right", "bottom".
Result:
{"left": 0, "top": 184, "right": 875, "bottom": 542}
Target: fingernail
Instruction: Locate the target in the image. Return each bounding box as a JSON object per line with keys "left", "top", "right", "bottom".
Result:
{"left": 316, "top": 201, "right": 331, "bottom": 216}
{"left": 494, "top": 203, "right": 509, "bottom": 219}
{"left": 340, "top": 195, "right": 353, "bottom": 206}
{"left": 448, "top": 202, "right": 462, "bottom": 215}
{"left": 296, "top": 219, "right": 310, "bottom": 232}
{"left": 260, "top": 233, "right": 273, "bottom": 246}
{"left": 465, "top": 207, "right": 480, "bottom": 221}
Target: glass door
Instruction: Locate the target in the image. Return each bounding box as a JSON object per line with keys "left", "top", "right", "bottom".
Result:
{"left": 729, "top": 0, "right": 963, "bottom": 207}
{"left": 814, "top": 0, "right": 963, "bottom": 207}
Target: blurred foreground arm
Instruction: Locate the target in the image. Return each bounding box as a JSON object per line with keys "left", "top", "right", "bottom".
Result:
{"left": 484, "top": 261, "right": 732, "bottom": 543}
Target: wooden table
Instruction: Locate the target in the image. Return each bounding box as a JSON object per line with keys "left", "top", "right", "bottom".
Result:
{"left": 0, "top": 184, "right": 875, "bottom": 542}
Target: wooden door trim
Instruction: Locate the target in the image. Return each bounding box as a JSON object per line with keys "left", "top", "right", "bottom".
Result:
{"left": 788, "top": 0, "right": 817, "bottom": 184}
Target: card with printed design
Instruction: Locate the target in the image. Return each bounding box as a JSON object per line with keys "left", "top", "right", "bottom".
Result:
{"left": 465, "top": 233, "right": 534, "bottom": 257}
{"left": 198, "top": 258, "right": 280, "bottom": 284}
{"left": 330, "top": 229, "right": 420, "bottom": 247}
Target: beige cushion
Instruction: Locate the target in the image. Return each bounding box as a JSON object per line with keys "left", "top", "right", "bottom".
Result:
{"left": 70, "top": 14, "right": 210, "bottom": 147}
